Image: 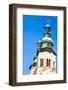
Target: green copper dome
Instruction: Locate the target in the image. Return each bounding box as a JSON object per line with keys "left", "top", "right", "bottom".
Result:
{"left": 42, "top": 36, "right": 53, "bottom": 44}
{"left": 38, "top": 23, "right": 53, "bottom": 49}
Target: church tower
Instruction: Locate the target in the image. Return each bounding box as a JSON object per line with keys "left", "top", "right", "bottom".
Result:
{"left": 29, "top": 23, "right": 57, "bottom": 74}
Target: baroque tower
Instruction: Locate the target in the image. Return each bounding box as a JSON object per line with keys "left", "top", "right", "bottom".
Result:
{"left": 29, "top": 23, "right": 57, "bottom": 74}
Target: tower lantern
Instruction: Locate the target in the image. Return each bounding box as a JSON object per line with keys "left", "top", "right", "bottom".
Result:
{"left": 38, "top": 23, "right": 53, "bottom": 51}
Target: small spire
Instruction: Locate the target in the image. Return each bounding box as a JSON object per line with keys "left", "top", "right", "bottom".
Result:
{"left": 45, "top": 20, "right": 50, "bottom": 27}
{"left": 44, "top": 20, "right": 51, "bottom": 37}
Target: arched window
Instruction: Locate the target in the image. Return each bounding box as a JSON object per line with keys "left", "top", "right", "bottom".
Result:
{"left": 40, "top": 59, "right": 43, "bottom": 67}
{"left": 47, "top": 59, "right": 48, "bottom": 66}
{"left": 47, "top": 59, "right": 51, "bottom": 67}
{"left": 49, "top": 59, "right": 51, "bottom": 67}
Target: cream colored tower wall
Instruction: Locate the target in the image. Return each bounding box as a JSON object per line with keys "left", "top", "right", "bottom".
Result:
{"left": 29, "top": 52, "right": 56, "bottom": 74}
{"left": 29, "top": 52, "right": 56, "bottom": 75}
{"left": 37, "top": 51, "right": 56, "bottom": 69}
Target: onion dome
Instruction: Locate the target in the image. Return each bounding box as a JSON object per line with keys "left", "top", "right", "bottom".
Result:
{"left": 38, "top": 23, "right": 53, "bottom": 50}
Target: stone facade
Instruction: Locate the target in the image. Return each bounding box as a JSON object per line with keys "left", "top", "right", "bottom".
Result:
{"left": 30, "top": 52, "right": 56, "bottom": 74}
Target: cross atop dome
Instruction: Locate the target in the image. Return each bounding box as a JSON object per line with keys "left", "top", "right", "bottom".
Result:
{"left": 45, "top": 20, "right": 50, "bottom": 27}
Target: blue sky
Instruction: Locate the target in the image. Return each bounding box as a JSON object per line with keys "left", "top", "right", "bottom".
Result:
{"left": 23, "top": 15, "right": 57, "bottom": 75}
